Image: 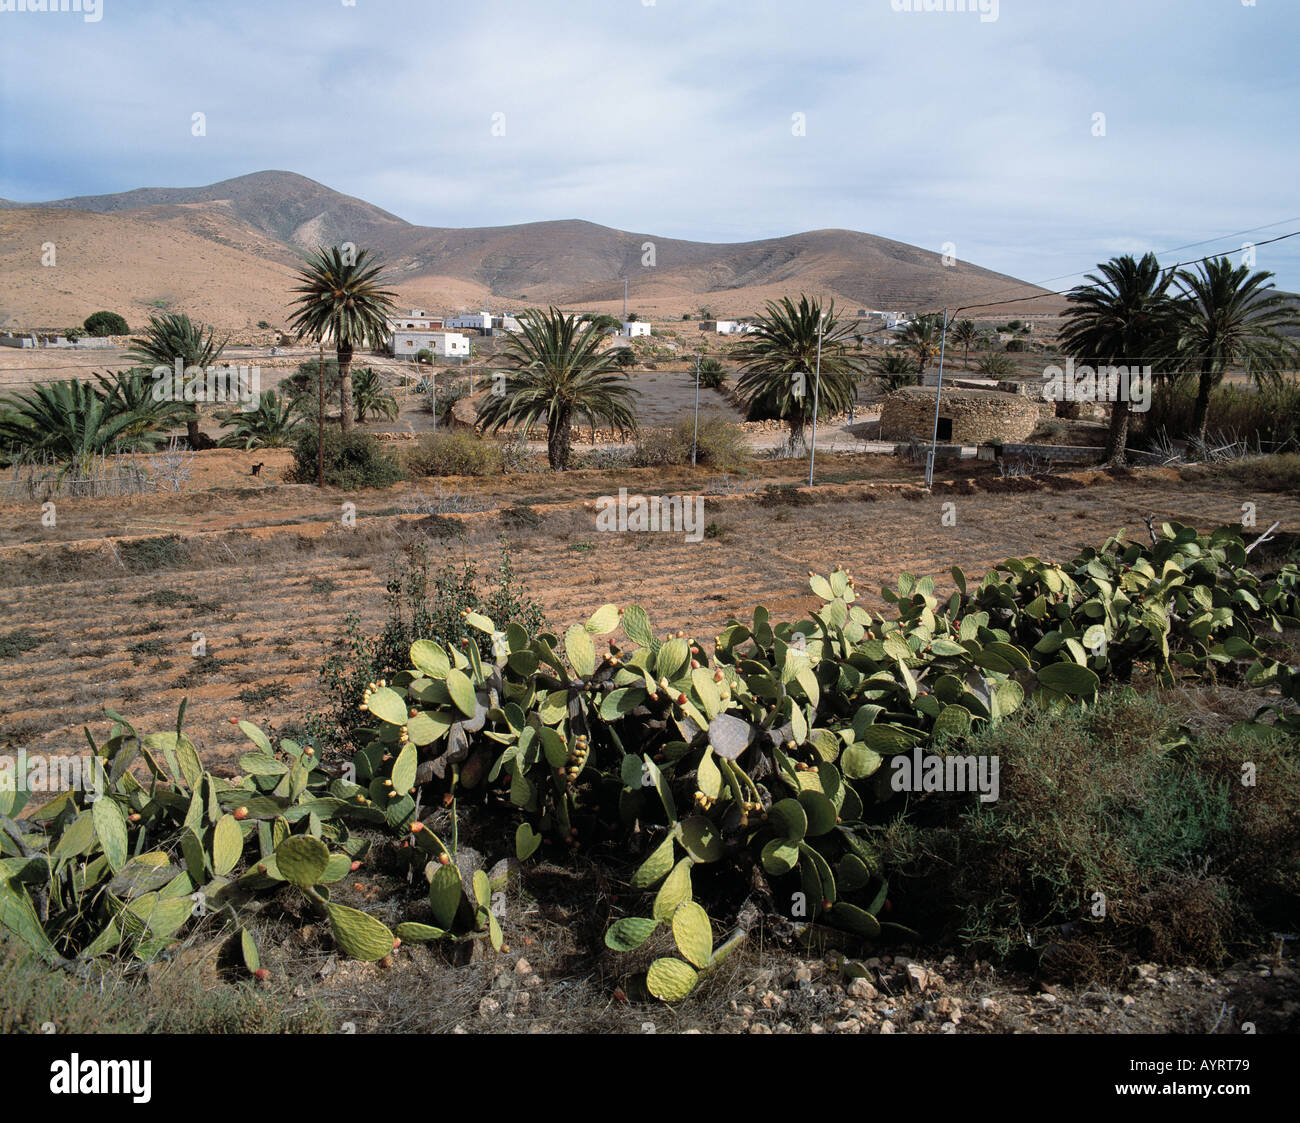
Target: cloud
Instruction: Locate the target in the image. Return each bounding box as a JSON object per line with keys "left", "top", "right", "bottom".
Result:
{"left": 0, "top": 0, "right": 1296, "bottom": 290}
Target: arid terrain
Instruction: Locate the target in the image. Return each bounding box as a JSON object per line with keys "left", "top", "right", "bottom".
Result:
{"left": 3, "top": 447, "right": 1292, "bottom": 767}
{"left": 0, "top": 171, "right": 1064, "bottom": 329}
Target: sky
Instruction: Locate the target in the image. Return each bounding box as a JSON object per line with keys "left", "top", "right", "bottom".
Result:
{"left": 1, "top": 0, "right": 1298, "bottom": 295}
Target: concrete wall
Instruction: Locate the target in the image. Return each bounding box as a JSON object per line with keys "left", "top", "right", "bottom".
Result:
{"left": 878, "top": 385, "right": 1040, "bottom": 443}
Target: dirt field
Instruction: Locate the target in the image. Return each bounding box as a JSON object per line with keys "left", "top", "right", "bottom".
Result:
{"left": 3, "top": 448, "right": 1294, "bottom": 767}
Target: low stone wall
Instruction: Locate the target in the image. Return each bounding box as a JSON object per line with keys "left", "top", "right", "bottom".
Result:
{"left": 878, "top": 386, "right": 1040, "bottom": 444}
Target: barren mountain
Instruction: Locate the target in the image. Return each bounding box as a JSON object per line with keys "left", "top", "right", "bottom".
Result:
{"left": 0, "top": 171, "right": 1060, "bottom": 329}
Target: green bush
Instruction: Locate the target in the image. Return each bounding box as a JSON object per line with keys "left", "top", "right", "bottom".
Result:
{"left": 630, "top": 414, "right": 751, "bottom": 472}
{"left": 697, "top": 358, "right": 726, "bottom": 389}
{"left": 877, "top": 689, "right": 1300, "bottom": 976}
{"left": 82, "top": 311, "right": 129, "bottom": 337}
{"left": 312, "top": 541, "right": 546, "bottom": 752}
{"left": 289, "top": 428, "right": 404, "bottom": 489}
{"left": 408, "top": 430, "right": 503, "bottom": 477}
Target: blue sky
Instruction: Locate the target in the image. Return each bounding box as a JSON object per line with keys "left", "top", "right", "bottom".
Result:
{"left": 2, "top": 0, "right": 1297, "bottom": 292}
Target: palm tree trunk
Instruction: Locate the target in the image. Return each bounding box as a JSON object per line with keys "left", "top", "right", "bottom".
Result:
{"left": 1104, "top": 400, "right": 1131, "bottom": 466}
{"left": 1191, "top": 360, "right": 1215, "bottom": 446}
{"left": 186, "top": 416, "right": 202, "bottom": 447}
{"left": 338, "top": 342, "right": 355, "bottom": 433}
{"left": 548, "top": 408, "right": 573, "bottom": 470}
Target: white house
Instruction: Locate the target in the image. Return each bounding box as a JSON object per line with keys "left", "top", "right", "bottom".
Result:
{"left": 620, "top": 321, "right": 651, "bottom": 337}
{"left": 445, "top": 312, "right": 493, "bottom": 333}
{"left": 387, "top": 309, "right": 444, "bottom": 331}
{"left": 391, "top": 330, "right": 470, "bottom": 359}
{"left": 883, "top": 312, "right": 913, "bottom": 330}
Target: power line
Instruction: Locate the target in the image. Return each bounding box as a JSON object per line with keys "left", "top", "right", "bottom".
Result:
{"left": 933, "top": 228, "right": 1300, "bottom": 319}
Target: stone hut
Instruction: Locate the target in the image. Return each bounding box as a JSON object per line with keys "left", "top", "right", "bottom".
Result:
{"left": 878, "top": 385, "right": 1041, "bottom": 444}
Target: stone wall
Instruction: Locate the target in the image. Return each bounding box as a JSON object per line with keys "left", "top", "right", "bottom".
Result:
{"left": 878, "top": 386, "right": 1041, "bottom": 444}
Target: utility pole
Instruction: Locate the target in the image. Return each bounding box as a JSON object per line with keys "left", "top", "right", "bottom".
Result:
{"left": 925, "top": 309, "right": 951, "bottom": 490}
{"left": 623, "top": 278, "right": 628, "bottom": 322}
{"left": 317, "top": 337, "right": 325, "bottom": 489}
{"left": 807, "top": 312, "right": 825, "bottom": 487}
{"left": 691, "top": 354, "right": 701, "bottom": 467}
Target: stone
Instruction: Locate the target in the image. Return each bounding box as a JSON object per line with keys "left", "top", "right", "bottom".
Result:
{"left": 847, "top": 977, "right": 878, "bottom": 1000}
{"left": 478, "top": 996, "right": 500, "bottom": 1018}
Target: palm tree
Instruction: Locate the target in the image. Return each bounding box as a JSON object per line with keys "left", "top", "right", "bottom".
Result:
{"left": 951, "top": 320, "right": 979, "bottom": 369}
{"left": 125, "top": 312, "right": 229, "bottom": 448}
{"left": 93, "top": 369, "right": 191, "bottom": 441}
{"left": 1058, "top": 253, "right": 1176, "bottom": 465}
{"left": 732, "top": 295, "right": 861, "bottom": 452}
{"left": 869, "top": 350, "right": 921, "bottom": 392}
{"left": 1168, "top": 257, "right": 1300, "bottom": 444}
{"left": 897, "top": 315, "right": 942, "bottom": 377}
{"left": 0, "top": 379, "right": 167, "bottom": 470}
{"left": 476, "top": 307, "right": 640, "bottom": 470}
{"left": 287, "top": 246, "right": 398, "bottom": 433}
{"left": 351, "top": 367, "right": 399, "bottom": 423}
{"left": 219, "top": 391, "right": 307, "bottom": 449}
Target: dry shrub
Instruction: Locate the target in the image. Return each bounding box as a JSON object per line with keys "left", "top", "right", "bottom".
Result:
{"left": 876, "top": 688, "right": 1300, "bottom": 982}
{"left": 408, "top": 430, "right": 503, "bottom": 477}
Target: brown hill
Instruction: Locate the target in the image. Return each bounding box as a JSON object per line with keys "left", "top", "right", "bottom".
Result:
{"left": 0, "top": 171, "right": 1062, "bottom": 329}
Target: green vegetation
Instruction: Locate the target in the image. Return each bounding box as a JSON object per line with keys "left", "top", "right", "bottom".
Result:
{"left": 734, "top": 295, "right": 863, "bottom": 451}
{"left": 289, "top": 428, "right": 403, "bottom": 490}
{"left": 351, "top": 367, "right": 399, "bottom": 423}
{"left": 409, "top": 430, "right": 502, "bottom": 477}
{"left": 83, "top": 311, "right": 129, "bottom": 337}
{"left": 869, "top": 349, "right": 922, "bottom": 391}
{"left": 0, "top": 378, "right": 179, "bottom": 470}
{"left": 287, "top": 246, "right": 398, "bottom": 434}
{"left": 879, "top": 689, "right": 1299, "bottom": 975}
{"left": 476, "top": 307, "right": 639, "bottom": 470}
{"left": 2, "top": 525, "right": 1296, "bottom": 1007}
{"left": 630, "top": 415, "right": 751, "bottom": 472}
{"left": 219, "top": 391, "right": 307, "bottom": 450}
{"left": 125, "top": 312, "right": 230, "bottom": 448}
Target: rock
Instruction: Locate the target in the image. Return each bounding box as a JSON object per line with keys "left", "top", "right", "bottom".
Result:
{"left": 1037, "top": 993, "right": 1058, "bottom": 1005}
{"left": 515, "top": 957, "right": 532, "bottom": 976}
{"left": 834, "top": 1019, "right": 862, "bottom": 1034}
{"left": 775, "top": 1022, "right": 794, "bottom": 1034}
{"left": 940, "top": 1021, "right": 957, "bottom": 1034}
{"left": 906, "top": 964, "right": 934, "bottom": 992}
{"left": 1134, "top": 963, "right": 1158, "bottom": 980}
{"left": 908, "top": 1020, "right": 928, "bottom": 1034}
{"left": 879, "top": 1020, "right": 896, "bottom": 1034}
{"left": 847, "top": 977, "right": 878, "bottom": 1000}
{"left": 478, "top": 996, "right": 501, "bottom": 1018}
{"left": 1121, "top": 995, "right": 1136, "bottom": 1007}
{"left": 934, "top": 996, "right": 962, "bottom": 1023}
{"left": 749, "top": 1023, "right": 772, "bottom": 1034}
{"left": 641, "top": 1022, "right": 657, "bottom": 1034}
{"left": 524, "top": 974, "right": 543, "bottom": 988}
{"left": 809, "top": 1024, "right": 826, "bottom": 1034}
{"left": 979, "top": 997, "right": 1000, "bottom": 1014}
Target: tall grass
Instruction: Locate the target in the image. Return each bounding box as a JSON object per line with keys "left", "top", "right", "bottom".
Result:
{"left": 1136, "top": 376, "right": 1300, "bottom": 450}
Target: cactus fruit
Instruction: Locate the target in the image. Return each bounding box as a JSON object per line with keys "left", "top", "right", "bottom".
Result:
{"left": 233, "top": 806, "right": 249, "bottom": 820}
